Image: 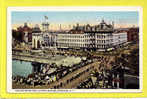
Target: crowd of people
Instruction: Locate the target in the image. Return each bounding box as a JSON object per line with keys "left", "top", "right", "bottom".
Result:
{"left": 12, "top": 58, "right": 93, "bottom": 88}
{"left": 77, "top": 69, "right": 113, "bottom": 89}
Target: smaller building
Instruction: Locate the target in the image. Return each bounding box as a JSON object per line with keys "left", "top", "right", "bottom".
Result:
{"left": 17, "top": 23, "right": 32, "bottom": 43}
{"left": 113, "top": 31, "right": 128, "bottom": 48}
{"left": 127, "top": 27, "right": 139, "bottom": 42}
{"left": 43, "top": 33, "right": 57, "bottom": 48}
{"left": 32, "top": 24, "right": 43, "bottom": 49}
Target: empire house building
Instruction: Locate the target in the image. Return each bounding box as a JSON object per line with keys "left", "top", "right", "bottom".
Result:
{"left": 32, "top": 20, "right": 127, "bottom": 51}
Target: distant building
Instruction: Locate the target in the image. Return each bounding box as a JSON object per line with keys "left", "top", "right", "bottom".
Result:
{"left": 116, "top": 27, "right": 139, "bottom": 43}
{"left": 127, "top": 27, "right": 139, "bottom": 42}
{"left": 16, "top": 23, "right": 32, "bottom": 43}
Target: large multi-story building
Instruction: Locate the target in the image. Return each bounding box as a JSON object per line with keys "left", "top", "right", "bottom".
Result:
{"left": 32, "top": 20, "right": 127, "bottom": 51}
{"left": 56, "top": 20, "right": 127, "bottom": 51}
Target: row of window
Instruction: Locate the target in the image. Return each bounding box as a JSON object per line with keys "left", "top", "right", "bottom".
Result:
{"left": 57, "top": 39, "right": 92, "bottom": 42}
{"left": 96, "top": 40, "right": 113, "bottom": 43}
{"left": 57, "top": 43, "right": 113, "bottom": 48}
{"left": 57, "top": 39, "right": 115, "bottom": 44}
{"left": 57, "top": 35, "right": 91, "bottom": 38}
{"left": 96, "top": 35, "right": 112, "bottom": 38}
{"left": 57, "top": 34, "right": 114, "bottom": 39}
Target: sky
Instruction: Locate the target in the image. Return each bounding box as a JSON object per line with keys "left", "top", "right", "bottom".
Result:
{"left": 12, "top": 11, "right": 139, "bottom": 30}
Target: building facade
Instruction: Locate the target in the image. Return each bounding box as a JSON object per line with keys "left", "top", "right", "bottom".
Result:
{"left": 32, "top": 20, "right": 127, "bottom": 51}
{"left": 56, "top": 20, "right": 127, "bottom": 51}
{"left": 43, "top": 33, "right": 57, "bottom": 48}
{"left": 32, "top": 25, "right": 43, "bottom": 49}
{"left": 16, "top": 23, "right": 32, "bottom": 43}
{"left": 113, "top": 32, "right": 128, "bottom": 47}
{"left": 127, "top": 27, "right": 139, "bottom": 42}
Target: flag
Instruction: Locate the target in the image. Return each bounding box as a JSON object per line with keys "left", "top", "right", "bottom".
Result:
{"left": 44, "top": 16, "right": 48, "bottom": 19}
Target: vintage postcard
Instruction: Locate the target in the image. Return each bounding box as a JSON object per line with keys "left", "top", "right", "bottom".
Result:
{"left": 7, "top": 7, "right": 142, "bottom": 93}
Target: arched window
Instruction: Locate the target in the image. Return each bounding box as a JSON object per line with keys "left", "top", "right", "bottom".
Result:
{"left": 34, "top": 39, "right": 36, "bottom": 48}
{"left": 37, "top": 40, "right": 40, "bottom": 48}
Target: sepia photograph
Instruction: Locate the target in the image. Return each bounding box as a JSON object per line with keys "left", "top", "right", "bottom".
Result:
{"left": 7, "top": 7, "right": 142, "bottom": 93}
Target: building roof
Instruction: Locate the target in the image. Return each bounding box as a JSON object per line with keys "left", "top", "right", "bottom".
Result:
{"left": 17, "top": 23, "right": 32, "bottom": 33}
{"left": 32, "top": 24, "right": 41, "bottom": 33}
{"left": 70, "top": 19, "right": 114, "bottom": 34}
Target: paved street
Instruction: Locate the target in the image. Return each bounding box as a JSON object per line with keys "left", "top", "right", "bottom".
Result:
{"left": 46, "top": 61, "right": 100, "bottom": 89}
{"left": 13, "top": 61, "right": 100, "bottom": 89}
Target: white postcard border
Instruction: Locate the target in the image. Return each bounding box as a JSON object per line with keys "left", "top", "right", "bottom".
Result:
{"left": 7, "top": 6, "right": 143, "bottom": 93}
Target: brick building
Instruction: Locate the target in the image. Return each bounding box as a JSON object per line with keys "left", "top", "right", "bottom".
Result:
{"left": 127, "top": 27, "right": 139, "bottom": 42}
